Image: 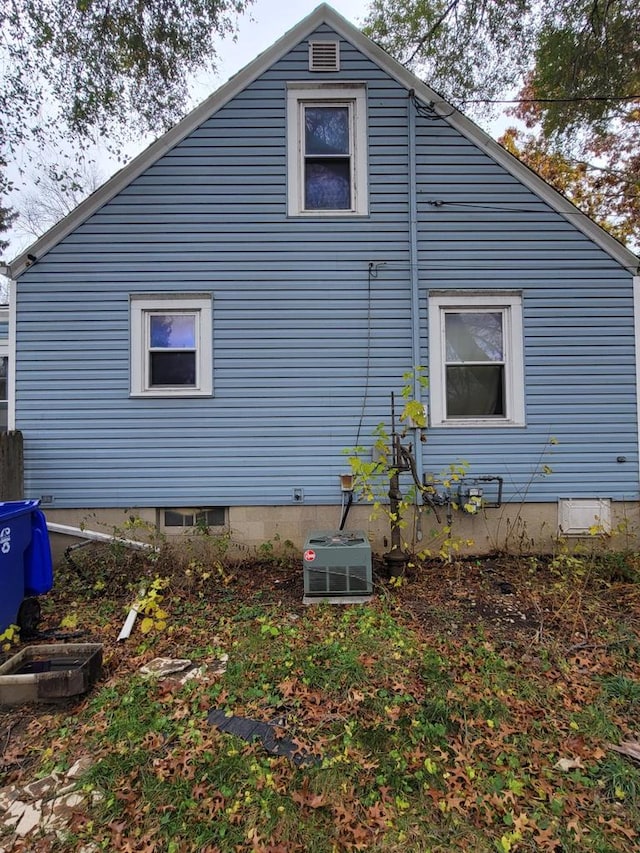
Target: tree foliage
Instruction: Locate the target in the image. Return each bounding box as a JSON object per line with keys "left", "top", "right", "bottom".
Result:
{"left": 0, "top": 0, "right": 251, "bottom": 248}
{"left": 364, "top": 0, "right": 640, "bottom": 247}
{"left": 500, "top": 126, "right": 639, "bottom": 247}
{"left": 365, "top": 0, "right": 536, "bottom": 107}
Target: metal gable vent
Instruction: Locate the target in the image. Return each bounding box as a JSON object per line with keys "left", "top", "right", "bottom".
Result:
{"left": 309, "top": 40, "right": 340, "bottom": 72}
{"left": 303, "top": 530, "right": 372, "bottom": 599}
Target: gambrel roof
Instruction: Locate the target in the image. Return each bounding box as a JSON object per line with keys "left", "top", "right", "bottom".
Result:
{"left": 4, "top": 3, "right": 638, "bottom": 278}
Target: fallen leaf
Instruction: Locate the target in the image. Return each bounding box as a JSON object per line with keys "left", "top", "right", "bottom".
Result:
{"left": 554, "top": 757, "right": 584, "bottom": 772}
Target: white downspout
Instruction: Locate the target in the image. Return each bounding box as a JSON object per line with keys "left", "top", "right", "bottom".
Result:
{"left": 407, "top": 91, "right": 424, "bottom": 486}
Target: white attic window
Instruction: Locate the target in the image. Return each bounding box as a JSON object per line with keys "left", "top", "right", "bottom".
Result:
{"left": 309, "top": 41, "right": 340, "bottom": 72}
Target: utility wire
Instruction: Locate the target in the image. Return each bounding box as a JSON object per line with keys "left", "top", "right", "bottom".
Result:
{"left": 424, "top": 199, "right": 636, "bottom": 216}
{"left": 459, "top": 95, "right": 640, "bottom": 105}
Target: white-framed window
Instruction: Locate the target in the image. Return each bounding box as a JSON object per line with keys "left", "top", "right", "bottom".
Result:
{"left": 287, "top": 83, "right": 368, "bottom": 216}
{"left": 428, "top": 292, "right": 525, "bottom": 427}
{"left": 130, "top": 294, "right": 213, "bottom": 397}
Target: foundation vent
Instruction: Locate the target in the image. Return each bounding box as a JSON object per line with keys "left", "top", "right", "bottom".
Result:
{"left": 558, "top": 498, "right": 612, "bottom": 535}
{"left": 309, "top": 41, "right": 340, "bottom": 72}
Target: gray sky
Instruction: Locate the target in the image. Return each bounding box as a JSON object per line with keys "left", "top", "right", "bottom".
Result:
{"left": 213, "top": 0, "right": 369, "bottom": 81}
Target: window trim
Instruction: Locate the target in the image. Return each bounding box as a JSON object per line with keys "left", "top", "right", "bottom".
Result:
{"left": 428, "top": 292, "right": 525, "bottom": 427}
{"left": 130, "top": 294, "right": 213, "bottom": 398}
{"left": 287, "top": 82, "right": 368, "bottom": 217}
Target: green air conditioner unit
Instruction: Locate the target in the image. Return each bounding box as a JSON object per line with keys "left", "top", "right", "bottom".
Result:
{"left": 303, "top": 530, "right": 373, "bottom": 598}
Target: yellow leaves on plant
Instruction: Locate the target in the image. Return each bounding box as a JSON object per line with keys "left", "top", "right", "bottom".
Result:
{"left": 134, "top": 576, "right": 170, "bottom": 635}
{"left": 140, "top": 617, "right": 155, "bottom": 634}
{"left": 0, "top": 624, "right": 20, "bottom": 651}
{"left": 497, "top": 830, "right": 522, "bottom": 852}
{"left": 400, "top": 399, "right": 427, "bottom": 428}
{"left": 60, "top": 612, "right": 79, "bottom": 629}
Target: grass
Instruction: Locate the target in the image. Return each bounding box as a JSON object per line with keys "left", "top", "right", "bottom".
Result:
{"left": 1, "top": 543, "right": 639, "bottom": 852}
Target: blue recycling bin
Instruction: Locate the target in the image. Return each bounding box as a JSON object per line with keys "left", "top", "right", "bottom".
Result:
{"left": 0, "top": 500, "right": 53, "bottom": 634}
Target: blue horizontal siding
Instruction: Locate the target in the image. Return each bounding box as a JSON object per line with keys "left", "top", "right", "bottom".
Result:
{"left": 13, "top": 22, "right": 639, "bottom": 509}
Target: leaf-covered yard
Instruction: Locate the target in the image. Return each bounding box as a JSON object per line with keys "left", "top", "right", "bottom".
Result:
{"left": 1, "top": 544, "right": 639, "bottom": 852}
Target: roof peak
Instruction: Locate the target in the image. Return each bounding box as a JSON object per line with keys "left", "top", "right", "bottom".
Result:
{"left": 6, "top": 4, "right": 638, "bottom": 277}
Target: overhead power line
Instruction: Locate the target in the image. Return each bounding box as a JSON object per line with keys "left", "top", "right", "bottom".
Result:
{"left": 460, "top": 95, "right": 640, "bottom": 105}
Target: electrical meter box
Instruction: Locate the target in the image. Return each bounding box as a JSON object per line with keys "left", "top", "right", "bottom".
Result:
{"left": 303, "top": 530, "right": 373, "bottom": 599}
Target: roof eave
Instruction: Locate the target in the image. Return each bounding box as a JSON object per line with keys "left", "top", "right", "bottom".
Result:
{"left": 7, "top": 2, "right": 638, "bottom": 278}
{"left": 331, "top": 17, "right": 639, "bottom": 275}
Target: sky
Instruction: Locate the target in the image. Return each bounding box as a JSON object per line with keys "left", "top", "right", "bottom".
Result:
{"left": 2, "top": 0, "right": 371, "bottom": 265}
{"left": 212, "top": 0, "right": 370, "bottom": 82}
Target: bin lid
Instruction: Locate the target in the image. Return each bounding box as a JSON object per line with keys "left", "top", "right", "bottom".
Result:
{"left": 0, "top": 500, "right": 41, "bottom": 521}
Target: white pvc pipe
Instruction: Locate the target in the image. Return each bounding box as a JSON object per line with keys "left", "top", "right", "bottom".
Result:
{"left": 117, "top": 604, "right": 141, "bottom": 642}
{"left": 46, "top": 522, "right": 157, "bottom": 552}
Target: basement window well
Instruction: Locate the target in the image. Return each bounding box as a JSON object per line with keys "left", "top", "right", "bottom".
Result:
{"left": 163, "top": 507, "right": 226, "bottom": 529}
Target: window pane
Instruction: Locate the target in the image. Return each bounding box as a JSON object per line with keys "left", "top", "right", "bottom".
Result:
{"left": 150, "top": 315, "right": 196, "bottom": 348}
{"left": 305, "top": 159, "right": 351, "bottom": 209}
{"left": 150, "top": 352, "right": 196, "bottom": 386}
{"left": 164, "top": 510, "right": 194, "bottom": 527}
{"left": 446, "top": 365, "right": 505, "bottom": 417}
{"left": 445, "top": 312, "right": 503, "bottom": 362}
{"left": 196, "top": 508, "right": 226, "bottom": 527}
{"left": 305, "top": 107, "right": 349, "bottom": 155}
{"left": 0, "top": 404, "right": 6, "bottom": 432}
{"left": 165, "top": 507, "right": 225, "bottom": 527}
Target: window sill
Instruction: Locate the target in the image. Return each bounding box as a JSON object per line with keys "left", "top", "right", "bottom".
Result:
{"left": 287, "top": 210, "right": 370, "bottom": 218}
{"left": 130, "top": 390, "right": 212, "bottom": 399}
{"left": 430, "top": 419, "right": 526, "bottom": 428}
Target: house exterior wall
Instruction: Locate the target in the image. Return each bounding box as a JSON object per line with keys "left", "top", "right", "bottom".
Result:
{"left": 11, "top": 22, "right": 639, "bottom": 549}
{"left": 413, "top": 114, "right": 638, "bottom": 501}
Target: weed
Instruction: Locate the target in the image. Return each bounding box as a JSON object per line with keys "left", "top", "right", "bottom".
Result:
{"left": 570, "top": 705, "right": 621, "bottom": 742}
{"left": 0, "top": 623, "right": 19, "bottom": 652}
{"left": 596, "top": 753, "right": 640, "bottom": 802}
{"left": 600, "top": 673, "right": 640, "bottom": 705}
